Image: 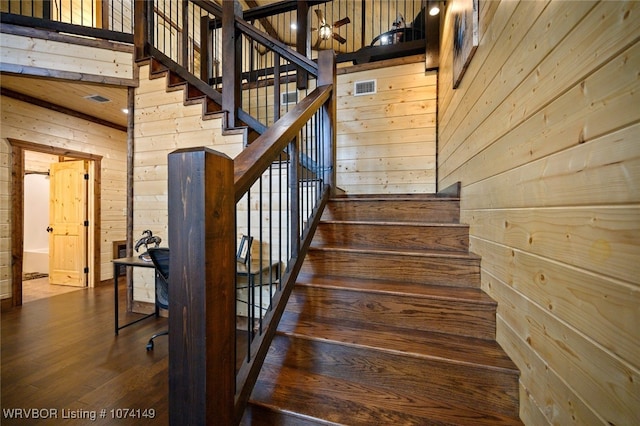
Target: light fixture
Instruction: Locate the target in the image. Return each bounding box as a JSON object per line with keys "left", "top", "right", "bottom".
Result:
{"left": 429, "top": 3, "right": 440, "bottom": 16}
{"left": 290, "top": 23, "right": 297, "bottom": 30}
{"left": 318, "top": 23, "right": 332, "bottom": 40}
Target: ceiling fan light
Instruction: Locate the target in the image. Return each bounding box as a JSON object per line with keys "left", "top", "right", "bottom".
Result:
{"left": 319, "top": 24, "right": 332, "bottom": 40}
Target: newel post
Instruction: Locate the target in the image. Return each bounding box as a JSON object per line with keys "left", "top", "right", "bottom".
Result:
{"left": 168, "top": 147, "right": 236, "bottom": 425}
{"left": 222, "top": 0, "right": 242, "bottom": 128}
{"left": 317, "top": 50, "right": 337, "bottom": 194}
{"left": 133, "top": 0, "right": 151, "bottom": 60}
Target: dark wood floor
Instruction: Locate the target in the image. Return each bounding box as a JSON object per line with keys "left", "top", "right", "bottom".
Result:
{"left": 1, "top": 282, "right": 170, "bottom": 425}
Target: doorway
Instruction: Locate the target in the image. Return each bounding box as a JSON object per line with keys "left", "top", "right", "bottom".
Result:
{"left": 9, "top": 138, "right": 102, "bottom": 307}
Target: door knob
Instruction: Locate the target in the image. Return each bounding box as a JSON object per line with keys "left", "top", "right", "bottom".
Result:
{"left": 46, "top": 226, "right": 53, "bottom": 233}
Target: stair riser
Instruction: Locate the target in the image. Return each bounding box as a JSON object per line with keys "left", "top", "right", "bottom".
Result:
{"left": 265, "top": 335, "right": 520, "bottom": 418}
{"left": 323, "top": 200, "right": 460, "bottom": 223}
{"left": 302, "top": 250, "right": 480, "bottom": 288}
{"left": 314, "top": 222, "right": 469, "bottom": 253}
{"left": 241, "top": 403, "right": 326, "bottom": 426}
{"left": 288, "top": 285, "right": 496, "bottom": 340}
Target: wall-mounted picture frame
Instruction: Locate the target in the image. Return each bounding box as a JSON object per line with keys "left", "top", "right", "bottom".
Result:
{"left": 236, "top": 235, "right": 253, "bottom": 264}
{"left": 452, "top": 0, "right": 479, "bottom": 89}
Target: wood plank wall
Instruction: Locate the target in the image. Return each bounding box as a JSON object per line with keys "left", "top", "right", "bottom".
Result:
{"left": 0, "top": 96, "right": 128, "bottom": 298}
{"left": 0, "top": 136, "right": 10, "bottom": 298}
{"left": 336, "top": 58, "right": 437, "bottom": 194}
{"left": 0, "top": 32, "right": 134, "bottom": 83}
{"left": 437, "top": 1, "right": 639, "bottom": 424}
{"left": 132, "top": 64, "right": 244, "bottom": 303}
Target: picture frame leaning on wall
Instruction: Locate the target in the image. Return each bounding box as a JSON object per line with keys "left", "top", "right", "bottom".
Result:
{"left": 452, "top": 0, "right": 479, "bottom": 89}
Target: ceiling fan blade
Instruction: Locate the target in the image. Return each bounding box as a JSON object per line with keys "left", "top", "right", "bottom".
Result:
{"left": 315, "top": 9, "right": 325, "bottom": 25}
{"left": 332, "top": 32, "right": 347, "bottom": 44}
{"left": 333, "top": 17, "right": 351, "bottom": 28}
{"left": 313, "top": 36, "right": 323, "bottom": 50}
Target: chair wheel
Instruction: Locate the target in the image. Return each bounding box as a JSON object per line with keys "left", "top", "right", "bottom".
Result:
{"left": 146, "top": 341, "right": 154, "bottom": 351}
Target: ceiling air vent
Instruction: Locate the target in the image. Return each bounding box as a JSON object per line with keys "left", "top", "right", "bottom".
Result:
{"left": 84, "top": 94, "right": 111, "bottom": 103}
{"left": 281, "top": 91, "right": 298, "bottom": 105}
{"left": 354, "top": 79, "right": 376, "bottom": 96}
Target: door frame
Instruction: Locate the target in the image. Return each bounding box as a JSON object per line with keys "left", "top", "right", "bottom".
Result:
{"left": 9, "top": 138, "right": 102, "bottom": 307}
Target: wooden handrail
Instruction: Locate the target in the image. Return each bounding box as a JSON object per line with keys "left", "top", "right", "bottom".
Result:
{"left": 234, "top": 84, "right": 332, "bottom": 202}
{"left": 234, "top": 16, "right": 318, "bottom": 76}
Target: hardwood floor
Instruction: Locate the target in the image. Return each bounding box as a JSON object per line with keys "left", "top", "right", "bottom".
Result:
{"left": 21, "top": 276, "right": 83, "bottom": 304}
{"left": 1, "top": 281, "right": 169, "bottom": 425}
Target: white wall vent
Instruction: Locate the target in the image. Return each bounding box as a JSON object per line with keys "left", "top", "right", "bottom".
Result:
{"left": 354, "top": 79, "right": 377, "bottom": 96}
{"left": 281, "top": 91, "right": 298, "bottom": 105}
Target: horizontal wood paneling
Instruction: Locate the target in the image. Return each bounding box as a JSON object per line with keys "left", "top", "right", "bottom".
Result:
{"left": 497, "top": 316, "right": 603, "bottom": 425}
{"left": 468, "top": 206, "right": 639, "bottom": 284}
{"left": 485, "top": 268, "right": 638, "bottom": 425}
{"left": 472, "top": 236, "right": 638, "bottom": 373}
{"left": 0, "top": 95, "right": 127, "bottom": 294}
{"left": 336, "top": 61, "right": 437, "bottom": 194}
{"left": 132, "top": 64, "right": 244, "bottom": 303}
{"left": 0, "top": 140, "right": 10, "bottom": 298}
{"left": 0, "top": 32, "right": 134, "bottom": 82}
{"left": 437, "top": 0, "right": 640, "bottom": 424}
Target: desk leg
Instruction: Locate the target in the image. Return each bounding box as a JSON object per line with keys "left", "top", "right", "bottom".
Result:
{"left": 114, "top": 262, "right": 158, "bottom": 334}
{"left": 114, "top": 263, "right": 119, "bottom": 335}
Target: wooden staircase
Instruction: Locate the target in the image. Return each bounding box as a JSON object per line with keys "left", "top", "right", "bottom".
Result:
{"left": 241, "top": 194, "right": 522, "bottom": 425}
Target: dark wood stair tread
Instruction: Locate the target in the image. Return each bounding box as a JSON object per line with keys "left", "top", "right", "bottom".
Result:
{"left": 264, "top": 334, "right": 519, "bottom": 417}
{"left": 320, "top": 219, "right": 468, "bottom": 227}
{"left": 296, "top": 273, "right": 495, "bottom": 305}
{"left": 322, "top": 196, "right": 461, "bottom": 223}
{"left": 251, "top": 360, "right": 523, "bottom": 425}
{"left": 289, "top": 276, "right": 497, "bottom": 340}
{"left": 331, "top": 193, "right": 459, "bottom": 201}
{"left": 308, "top": 245, "right": 481, "bottom": 260}
{"left": 278, "top": 310, "right": 517, "bottom": 373}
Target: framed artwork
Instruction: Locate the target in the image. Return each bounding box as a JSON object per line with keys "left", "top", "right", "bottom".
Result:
{"left": 452, "top": 0, "right": 479, "bottom": 89}
{"left": 236, "top": 235, "right": 253, "bottom": 264}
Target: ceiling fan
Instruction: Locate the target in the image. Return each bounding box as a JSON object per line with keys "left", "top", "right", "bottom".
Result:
{"left": 311, "top": 9, "right": 351, "bottom": 49}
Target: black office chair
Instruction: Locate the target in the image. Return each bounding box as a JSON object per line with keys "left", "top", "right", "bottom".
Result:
{"left": 146, "top": 247, "right": 169, "bottom": 351}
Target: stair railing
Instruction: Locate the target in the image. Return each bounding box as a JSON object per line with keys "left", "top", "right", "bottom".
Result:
{"left": 135, "top": 0, "right": 322, "bottom": 135}
{"left": 166, "top": 48, "right": 336, "bottom": 426}
{"left": 134, "top": 0, "right": 337, "bottom": 424}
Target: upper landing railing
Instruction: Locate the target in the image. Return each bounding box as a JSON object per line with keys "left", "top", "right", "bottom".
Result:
{"left": 0, "top": 0, "right": 133, "bottom": 42}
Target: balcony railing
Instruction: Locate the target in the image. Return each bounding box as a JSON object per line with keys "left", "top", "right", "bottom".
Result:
{"left": 0, "top": 0, "right": 133, "bottom": 42}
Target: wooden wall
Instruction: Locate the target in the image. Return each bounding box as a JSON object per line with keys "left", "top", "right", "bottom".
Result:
{"left": 0, "top": 96, "right": 128, "bottom": 298}
{"left": 437, "top": 1, "right": 639, "bottom": 424}
{"left": 0, "top": 31, "right": 134, "bottom": 84}
{"left": 0, "top": 134, "right": 9, "bottom": 299}
{"left": 336, "top": 58, "right": 437, "bottom": 194}
{"left": 132, "top": 63, "right": 244, "bottom": 303}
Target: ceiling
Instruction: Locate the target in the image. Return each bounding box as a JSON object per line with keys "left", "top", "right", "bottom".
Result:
{"left": 1, "top": 73, "right": 129, "bottom": 129}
